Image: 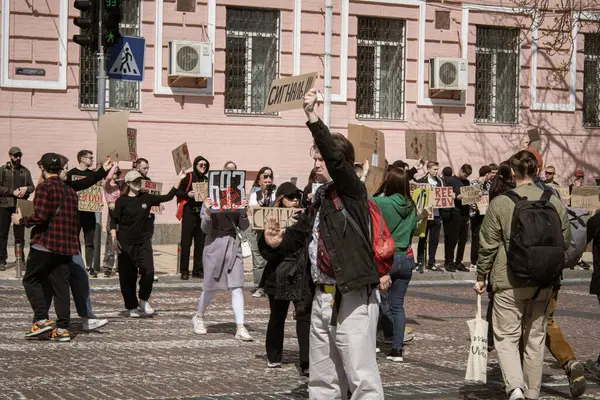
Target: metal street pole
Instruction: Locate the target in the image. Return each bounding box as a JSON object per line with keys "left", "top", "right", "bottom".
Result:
{"left": 94, "top": 0, "right": 106, "bottom": 273}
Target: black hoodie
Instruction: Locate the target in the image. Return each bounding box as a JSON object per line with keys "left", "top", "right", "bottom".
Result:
{"left": 175, "top": 156, "right": 210, "bottom": 208}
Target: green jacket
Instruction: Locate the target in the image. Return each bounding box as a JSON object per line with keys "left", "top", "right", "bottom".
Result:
{"left": 371, "top": 194, "right": 417, "bottom": 254}
{"left": 477, "top": 183, "right": 571, "bottom": 292}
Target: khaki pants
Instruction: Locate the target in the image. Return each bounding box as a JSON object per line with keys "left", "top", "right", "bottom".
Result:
{"left": 493, "top": 287, "right": 553, "bottom": 399}
{"left": 545, "top": 289, "right": 576, "bottom": 368}
{"left": 308, "top": 287, "right": 383, "bottom": 400}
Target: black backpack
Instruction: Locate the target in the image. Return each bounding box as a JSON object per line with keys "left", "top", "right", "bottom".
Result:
{"left": 505, "top": 189, "right": 565, "bottom": 291}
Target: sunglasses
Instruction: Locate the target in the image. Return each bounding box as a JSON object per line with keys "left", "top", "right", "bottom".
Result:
{"left": 263, "top": 174, "right": 273, "bottom": 179}
{"left": 285, "top": 194, "right": 301, "bottom": 201}
{"left": 198, "top": 163, "right": 208, "bottom": 167}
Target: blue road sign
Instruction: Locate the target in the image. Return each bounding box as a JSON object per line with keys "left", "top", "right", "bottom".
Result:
{"left": 107, "top": 36, "right": 145, "bottom": 82}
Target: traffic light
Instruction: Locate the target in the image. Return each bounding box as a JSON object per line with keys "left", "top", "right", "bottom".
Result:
{"left": 73, "top": 0, "right": 98, "bottom": 50}
{"left": 103, "top": 0, "right": 122, "bottom": 47}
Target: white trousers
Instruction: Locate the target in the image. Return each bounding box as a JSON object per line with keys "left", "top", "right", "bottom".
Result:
{"left": 308, "top": 287, "right": 384, "bottom": 400}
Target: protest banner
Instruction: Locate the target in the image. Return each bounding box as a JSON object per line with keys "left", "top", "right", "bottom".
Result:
{"left": 97, "top": 111, "right": 130, "bottom": 161}
{"left": 364, "top": 166, "right": 386, "bottom": 196}
{"left": 17, "top": 199, "right": 34, "bottom": 218}
{"left": 172, "top": 142, "right": 192, "bottom": 174}
{"left": 263, "top": 72, "right": 318, "bottom": 113}
{"left": 142, "top": 180, "right": 163, "bottom": 214}
{"left": 127, "top": 128, "right": 138, "bottom": 162}
{"left": 556, "top": 186, "right": 570, "bottom": 206}
{"left": 348, "top": 124, "right": 386, "bottom": 169}
{"left": 250, "top": 207, "right": 302, "bottom": 230}
{"left": 571, "top": 186, "right": 600, "bottom": 214}
{"left": 477, "top": 195, "right": 489, "bottom": 215}
{"left": 72, "top": 176, "right": 104, "bottom": 212}
{"left": 460, "top": 186, "right": 482, "bottom": 205}
{"left": 527, "top": 128, "right": 541, "bottom": 152}
{"left": 431, "top": 186, "right": 454, "bottom": 209}
{"left": 193, "top": 182, "right": 209, "bottom": 202}
{"left": 208, "top": 170, "right": 246, "bottom": 212}
{"left": 411, "top": 183, "right": 433, "bottom": 225}
{"left": 405, "top": 131, "right": 437, "bottom": 161}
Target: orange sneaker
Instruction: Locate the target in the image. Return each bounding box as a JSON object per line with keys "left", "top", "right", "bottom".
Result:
{"left": 50, "top": 328, "right": 71, "bottom": 342}
{"left": 25, "top": 320, "right": 53, "bottom": 339}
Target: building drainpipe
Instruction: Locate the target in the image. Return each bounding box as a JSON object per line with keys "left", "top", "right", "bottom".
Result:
{"left": 324, "top": 0, "right": 333, "bottom": 128}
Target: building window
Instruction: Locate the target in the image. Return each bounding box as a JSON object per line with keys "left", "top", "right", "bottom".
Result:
{"left": 584, "top": 33, "right": 600, "bottom": 127}
{"left": 475, "top": 26, "right": 520, "bottom": 124}
{"left": 79, "top": 0, "right": 141, "bottom": 111}
{"left": 225, "top": 7, "right": 280, "bottom": 114}
{"left": 356, "top": 17, "right": 406, "bottom": 120}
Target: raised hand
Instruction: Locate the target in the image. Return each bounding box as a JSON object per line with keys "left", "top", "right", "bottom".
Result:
{"left": 303, "top": 88, "right": 319, "bottom": 123}
{"left": 264, "top": 216, "right": 284, "bottom": 249}
{"left": 103, "top": 157, "right": 113, "bottom": 171}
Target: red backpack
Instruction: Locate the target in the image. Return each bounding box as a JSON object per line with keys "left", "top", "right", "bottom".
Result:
{"left": 317, "top": 189, "right": 394, "bottom": 278}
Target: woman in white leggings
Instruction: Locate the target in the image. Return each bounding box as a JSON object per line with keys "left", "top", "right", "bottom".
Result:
{"left": 192, "top": 198, "right": 252, "bottom": 341}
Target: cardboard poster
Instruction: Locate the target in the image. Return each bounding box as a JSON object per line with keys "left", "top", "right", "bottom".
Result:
{"left": 556, "top": 186, "right": 570, "bottom": 206}
{"left": 364, "top": 166, "right": 386, "bottom": 196}
{"left": 208, "top": 170, "right": 246, "bottom": 212}
{"left": 97, "top": 111, "right": 130, "bottom": 161}
{"left": 460, "top": 186, "right": 482, "bottom": 205}
{"left": 571, "top": 186, "right": 600, "bottom": 214}
{"left": 412, "top": 186, "right": 429, "bottom": 236}
{"left": 72, "top": 176, "right": 104, "bottom": 212}
{"left": 17, "top": 199, "right": 34, "bottom": 218}
{"left": 172, "top": 142, "right": 192, "bottom": 174}
{"left": 127, "top": 128, "right": 138, "bottom": 162}
{"left": 431, "top": 186, "right": 455, "bottom": 209}
{"left": 263, "top": 72, "right": 318, "bottom": 113}
{"left": 142, "top": 180, "right": 163, "bottom": 214}
{"left": 348, "top": 124, "right": 386, "bottom": 169}
{"left": 193, "top": 182, "right": 209, "bottom": 202}
{"left": 405, "top": 131, "right": 437, "bottom": 161}
{"left": 477, "top": 195, "right": 489, "bottom": 215}
{"left": 250, "top": 207, "right": 302, "bottom": 230}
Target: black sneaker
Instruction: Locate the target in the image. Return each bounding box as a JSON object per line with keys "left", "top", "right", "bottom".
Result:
{"left": 0, "top": 262, "right": 6, "bottom": 271}
{"left": 386, "top": 348, "right": 404, "bottom": 362}
{"left": 104, "top": 269, "right": 112, "bottom": 278}
{"left": 180, "top": 271, "right": 190, "bottom": 280}
{"left": 427, "top": 265, "right": 443, "bottom": 272}
{"left": 445, "top": 262, "right": 457, "bottom": 272}
{"left": 415, "top": 263, "right": 424, "bottom": 273}
{"left": 577, "top": 260, "right": 591, "bottom": 270}
{"left": 88, "top": 268, "right": 98, "bottom": 278}
{"left": 567, "top": 360, "right": 586, "bottom": 398}
{"left": 455, "top": 262, "right": 469, "bottom": 272}
{"left": 192, "top": 271, "right": 204, "bottom": 279}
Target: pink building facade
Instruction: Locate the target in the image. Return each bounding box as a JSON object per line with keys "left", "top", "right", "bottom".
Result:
{"left": 1, "top": 0, "right": 600, "bottom": 229}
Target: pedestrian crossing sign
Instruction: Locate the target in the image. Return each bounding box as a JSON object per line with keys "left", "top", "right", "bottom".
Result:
{"left": 107, "top": 36, "right": 145, "bottom": 82}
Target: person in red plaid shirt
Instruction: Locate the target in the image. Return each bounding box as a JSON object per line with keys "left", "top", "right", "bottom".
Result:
{"left": 12, "top": 153, "right": 79, "bottom": 342}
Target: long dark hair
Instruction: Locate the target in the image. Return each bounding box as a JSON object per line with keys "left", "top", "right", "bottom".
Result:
{"left": 252, "top": 166, "right": 273, "bottom": 188}
{"left": 381, "top": 167, "right": 415, "bottom": 209}
{"left": 489, "top": 161, "right": 515, "bottom": 200}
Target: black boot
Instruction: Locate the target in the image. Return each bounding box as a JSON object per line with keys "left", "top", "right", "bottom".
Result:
{"left": 180, "top": 271, "right": 190, "bottom": 280}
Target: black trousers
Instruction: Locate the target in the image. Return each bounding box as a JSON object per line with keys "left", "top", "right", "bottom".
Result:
{"left": 455, "top": 215, "right": 470, "bottom": 264}
{"left": 470, "top": 215, "right": 485, "bottom": 266}
{"left": 0, "top": 206, "right": 25, "bottom": 263}
{"left": 266, "top": 295, "right": 310, "bottom": 367}
{"left": 118, "top": 240, "right": 154, "bottom": 310}
{"left": 180, "top": 206, "right": 205, "bottom": 275}
{"left": 441, "top": 209, "right": 462, "bottom": 264}
{"left": 416, "top": 217, "right": 442, "bottom": 267}
{"left": 78, "top": 211, "right": 96, "bottom": 270}
{"left": 23, "top": 249, "right": 71, "bottom": 329}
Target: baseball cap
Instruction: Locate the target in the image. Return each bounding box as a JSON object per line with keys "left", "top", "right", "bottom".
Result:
{"left": 575, "top": 169, "right": 584, "bottom": 178}
{"left": 276, "top": 182, "right": 302, "bottom": 199}
{"left": 9, "top": 147, "right": 22, "bottom": 156}
{"left": 39, "top": 153, "right": 62, "bottom": 172}
{"left": 524, "top": 148, "right": 543, "bottom": 169}
{"left": 124, "top": 170, "right": 143, "bottom": 182}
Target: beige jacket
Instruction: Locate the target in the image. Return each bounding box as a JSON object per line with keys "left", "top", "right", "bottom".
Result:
{"left": 476, "top": 183, "right": 571, "bottom": 293}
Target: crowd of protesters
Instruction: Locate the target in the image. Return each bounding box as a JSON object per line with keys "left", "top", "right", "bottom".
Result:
{"left": 1, "top": 88, "right": 600, "bottom": 399}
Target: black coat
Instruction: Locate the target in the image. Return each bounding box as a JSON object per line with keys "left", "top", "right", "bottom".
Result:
{"left": 587, "top": 212, "right": 600, "bottom": 296}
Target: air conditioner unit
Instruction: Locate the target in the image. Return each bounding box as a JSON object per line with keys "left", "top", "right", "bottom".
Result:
{"left": 169, "top": 40, "right": 212, "bottom": 78}
{"left": 429, "top": 57, "right": 468, "bottom": 90}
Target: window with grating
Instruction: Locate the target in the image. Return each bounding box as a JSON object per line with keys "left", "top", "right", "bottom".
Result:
{"left": 78, "top": 0, "right": 141, "bottom": 111}
{"left": 583, "top": 33, "right": 600, "bottom": 127}
{"left": 225, "top": 7, "right": 280, "bottom": 115}
{"left": 356, "top": 17, "right": 406, "bottom": 120}
{"left": 475, "top": 26, "right": 520, "bottom": 124}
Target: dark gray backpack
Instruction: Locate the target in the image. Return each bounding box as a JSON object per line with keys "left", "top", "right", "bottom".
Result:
{"left": 564, "top": 207, "right": 590, "bottom": 269}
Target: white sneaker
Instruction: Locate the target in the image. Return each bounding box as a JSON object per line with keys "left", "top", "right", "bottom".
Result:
{"left": 235, "top": 326, "right": 253, "bottom": 341}
{"left": 508, "top": 388, "right": 525, "bottom": 400}
{"left": 376, "top": 347, "right": 381, "bottom": 353}
{"left": 139, "top": 300, "right": 154, "bottom": 316}
{"left": 129, "top": 309, "right": 142, "bottom": 318}
{"left": 252, "top": 288, "right": 266, "bottom": 298}
{"left": 83, "top": 318, "right": 108, "bottom": 331}
{"left": 192, "top": 315, "right": 207, "bottom": 335}
{"left": 267, "top": 361, "right": 282, "bottom": 368}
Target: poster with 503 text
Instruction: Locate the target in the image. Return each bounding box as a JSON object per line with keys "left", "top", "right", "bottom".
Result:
{"left": 208, "top": 170, "right": 246, "bottom": 212}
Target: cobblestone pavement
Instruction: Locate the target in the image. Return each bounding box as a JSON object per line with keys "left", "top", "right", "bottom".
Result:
{"left": 0, "top": 282, "right": 598, "bottom": 400}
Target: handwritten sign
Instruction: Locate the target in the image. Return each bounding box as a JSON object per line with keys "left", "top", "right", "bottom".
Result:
{"left": 72, "top": 176, "right": 104, "bottom": 212}
{"left": 250, "top": 207, "right": 302, "bottom": 230}
{"left": 17, "top": 199, "right": 34, "bottom": 218}
{"left": 405, "top": 131, "right": 437, "bottom": 161}
{"left": 127, "top": 128, "right": 138, "bottom": 162}
{"left": 172, "top": 142, "right": 192, "bottom": 174}
{"left": 431, "top": 186, "right": 454, "bottom": 209}
{"left": 208, "top": 170, "right": 246, "bottom": 212}
{"left": 142, "top": 180, "right": 163, "bottom": 214}
{"left": 571, "top": 186, "right": 600, "bottom": 214}
{"left": 97, "top": 110, "right": 130, "bottom": 161}
{"left": 263, "top": 72, "right": 318, "bottom": 113}
{"left": 193, "top": 182, "right": 209, "bottom": 202}
{"left": 460, "top": 186, "right": 482, "bottom": 205}
{"left": 477, "top": 195, "right": 489, "bottom": 215}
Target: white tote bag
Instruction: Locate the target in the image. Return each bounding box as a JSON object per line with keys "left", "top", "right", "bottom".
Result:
{"left": 465, "top": 294, "right": 489, "bottom": 383}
